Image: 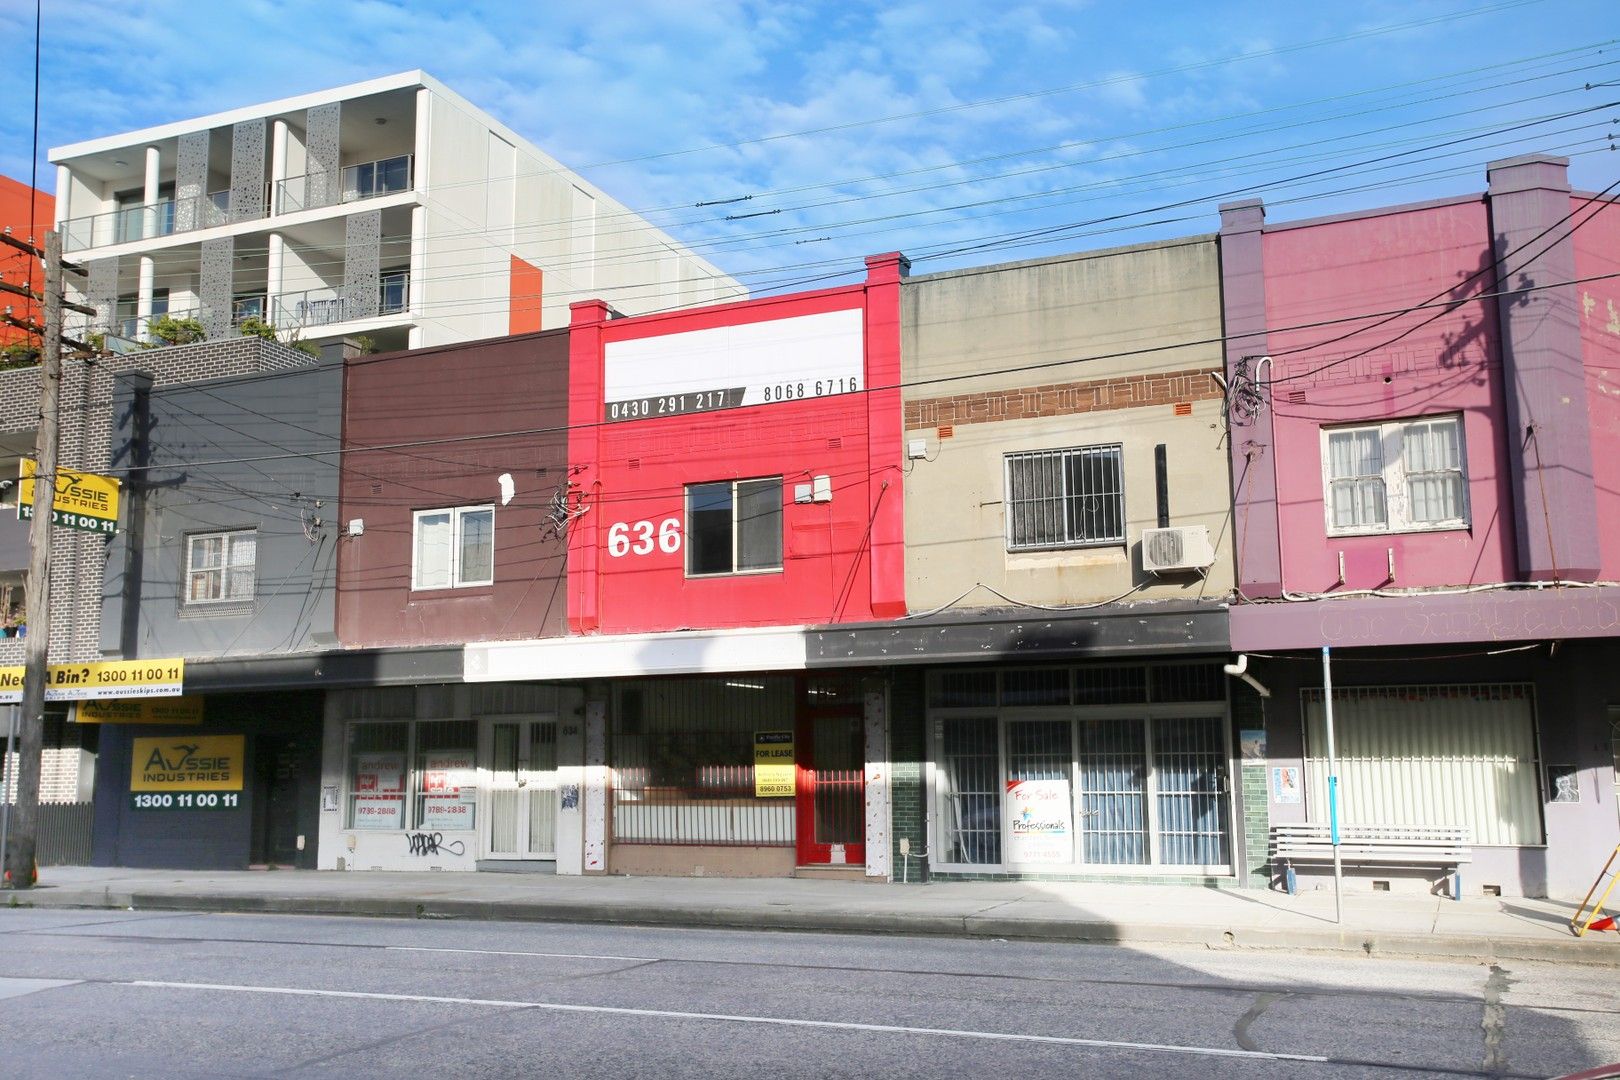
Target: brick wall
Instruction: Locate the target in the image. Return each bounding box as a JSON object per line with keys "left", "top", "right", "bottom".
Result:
{"left": 1231, "top": 681, "right": 1273, "bottom": 889}
{"left": 888, "top": 666, "right": 928, "bottom": 883}
{"left": 3, "top": 748, "right": 87, "bottom": 803}
{"left": 0, "top": 337, "right": 315, "bottom": 667}
{"left": 904, "top": 367, "right": 1222, "bottom": 430}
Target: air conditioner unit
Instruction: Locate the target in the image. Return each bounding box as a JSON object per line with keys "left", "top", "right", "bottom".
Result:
{"left": 1141, "top": 525, "right": 1214, "bottom": 573}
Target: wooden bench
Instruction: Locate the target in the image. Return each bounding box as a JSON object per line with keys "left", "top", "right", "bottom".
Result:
{"left": 1270, "top": 823, "right": 1472, "bottom": 897}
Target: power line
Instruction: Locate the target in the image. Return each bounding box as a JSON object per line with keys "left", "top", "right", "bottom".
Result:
{"left": 98, "top": 261, "right": 1620, "bottom": 480}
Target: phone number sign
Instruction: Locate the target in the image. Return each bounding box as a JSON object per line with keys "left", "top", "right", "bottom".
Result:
{"left": 603, "top": 307, "right": 864, "bottom": 422}
{"left": 0, "top": 658, "right": 185, "bottom": 703}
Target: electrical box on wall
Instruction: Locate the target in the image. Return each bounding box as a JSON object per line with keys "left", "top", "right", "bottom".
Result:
{"left": 794, "top": 483, "right": 814, "bottom": 504}
{"left": 813, "top": 475, "right": 832, "bottom": 502}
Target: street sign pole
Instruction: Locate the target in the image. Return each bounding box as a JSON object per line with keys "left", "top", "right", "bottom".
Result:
{"left": 1322, "top": 645, "right": 1343, "bottom": 925}
{"left": 0, "top": 705, "right": 16, "bottom": 878}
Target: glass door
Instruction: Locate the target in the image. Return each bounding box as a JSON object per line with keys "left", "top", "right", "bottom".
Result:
{"left": 795, "top": 707, "right": 866, "bottom": 866}
{"left": 482, "top": 717, "right": 558, "bottom": 860}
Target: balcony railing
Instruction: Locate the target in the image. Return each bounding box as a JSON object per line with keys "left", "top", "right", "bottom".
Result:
{"left": 111, "top": 296, "right": 266, "bottom": 344}
{"left": 62, "top": 189, "right": 239, "bottom": 252}
{"left": 276, "top": 154, "right": 414, "bottom": 215}
{"left": 60, "top": 152, "right": 413, "bottom": 252}
{"left": 273, "top": 275, "right": 410, "bottom": 330}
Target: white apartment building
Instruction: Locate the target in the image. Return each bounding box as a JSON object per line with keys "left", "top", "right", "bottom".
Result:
{"left": 49, "top": 71, "right": 744, "bottom": 353}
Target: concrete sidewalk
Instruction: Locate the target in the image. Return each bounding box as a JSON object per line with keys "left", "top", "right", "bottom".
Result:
{"left": 7, "top": 866, "right": 1617, "bottom": 965}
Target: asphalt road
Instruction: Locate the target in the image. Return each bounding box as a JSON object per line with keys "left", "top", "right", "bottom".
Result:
{"left": 0, "top": 907, "right": 1615, "bottom": 1079}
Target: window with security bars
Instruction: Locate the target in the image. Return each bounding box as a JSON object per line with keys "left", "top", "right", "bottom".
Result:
{"left": 1004, "top": 444, "right": 1124, "bottom": 551}
{"left": 186, "top": 529, "right": 256, "bottom": 604}
{"left": 1323, "top": 415, "right": 1466, "bottom": 535}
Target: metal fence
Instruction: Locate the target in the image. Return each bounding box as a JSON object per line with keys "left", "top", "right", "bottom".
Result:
{"left": 35, "top": 802, "right": 94, "bottom": 866}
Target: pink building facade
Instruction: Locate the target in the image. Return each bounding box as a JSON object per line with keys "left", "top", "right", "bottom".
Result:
{"left": 1223, "top": 156, "right": 1620, "bottom": 898}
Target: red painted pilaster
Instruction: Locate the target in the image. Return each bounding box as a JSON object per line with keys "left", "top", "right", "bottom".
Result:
{"left": 568, "top": 299, "right": 612, "bottom": 633}
{"left": 863, "top": 252, "right": 909, "bottom": 619}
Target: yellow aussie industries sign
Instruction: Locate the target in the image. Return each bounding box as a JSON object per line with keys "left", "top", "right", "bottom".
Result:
{"left": 130, "top": 734, "right": 245, "bottom": 793}
{"left": 19, "top": 458, "right": 121, "bottom": 536}
{"left": 753, "top": 730, "right": 796, "bottom": 798}
{"left": 0, "top": 658, "right": 185, "bottom": 703}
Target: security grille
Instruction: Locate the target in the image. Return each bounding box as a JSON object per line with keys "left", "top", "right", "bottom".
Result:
{"left": 940, "top": 718, "right": 1001, "bottom": 864}
{"left": 1153, "top": 716, "right": 1230, "bottom": 865}
{"left": 611, "top": 678, "right": 794, "bottom": 846}
{"left": 1005, "top": 444, "right": 1124, "bottom": 550}
{"left": 1078, "top": 718, "right": 1149, "bottom": 864}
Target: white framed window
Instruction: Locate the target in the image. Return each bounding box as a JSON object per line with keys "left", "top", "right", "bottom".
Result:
{"left": 1323, "top": 415, "right": 1467, "bottom": 536}
{"left": 185, "top": 529, "right": 257, "bottom": 604}
{"left": 1004, "top": 444, "right": 1124, "bottom": 551}
{"left": 685, "top": 477, "right": 783, "bottom": 576}
{"left": 412, "top": 505, "right": 494, "bottom": 590}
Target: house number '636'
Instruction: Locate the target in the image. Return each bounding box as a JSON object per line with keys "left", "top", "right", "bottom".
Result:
{"left": 607, "top": 518, "right": 681, "bottom": 557}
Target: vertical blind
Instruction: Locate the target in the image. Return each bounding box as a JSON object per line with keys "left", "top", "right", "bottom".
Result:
{"left": 1303, "top": 685, "right": 1541, "bottom": 846}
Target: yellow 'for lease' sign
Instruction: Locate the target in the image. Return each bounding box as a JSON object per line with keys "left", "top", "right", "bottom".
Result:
{"left": 754, "top": 730, "right": 795, "bottom": 798}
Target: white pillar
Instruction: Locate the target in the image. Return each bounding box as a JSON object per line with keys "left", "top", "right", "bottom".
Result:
{"left": 270, "top": 119, "right": 289, "bottom": 214}
{"left": 555, "top": 687, "right": 586, "bottom": 875}
{"left": 266, "top": 232, "right": 285, "bottom": 328}
{"left": 53, "top": 164, "right": 69, "bottom": 226}
{"left": 583, "top": 695, "right": 607, "bottom": 873}
{"left": 142, "top": 146, "right": 161, "bottom": 239}
{"left": 864, "top": 685, "right": 893, "bottom": 880}
{"left": 135, "top": 256, "right": 155, "bottom": 342}
{"left": 413, "top": 87, "right": 432, "bottom": 199}
{"left": 408, "top": 204, "right": 427, "bottom": 317}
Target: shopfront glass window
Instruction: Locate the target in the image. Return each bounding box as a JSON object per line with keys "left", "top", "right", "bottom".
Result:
{"left": 1078, "top": 719, "right": 1148, "bottom": 865}
{"left": 941, "top": 718, "right": 1000, "bottom": 864}
{"left": 414, "top": 720, "right": 477, "bottom": 831}
{"left": 1005, "top": 720, "right": 1074, "bottom": 866}
{"left": 347, "top": 721, "right": 408, "bottom": 830}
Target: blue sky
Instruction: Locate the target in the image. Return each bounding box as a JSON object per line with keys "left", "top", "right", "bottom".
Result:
{"left": 2, "top": 0, "right": 1615, "bottom": 292}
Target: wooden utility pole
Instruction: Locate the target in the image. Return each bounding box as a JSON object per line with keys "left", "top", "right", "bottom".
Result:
{"left": 3, "top": 229, "right": 63, "bottom": 889}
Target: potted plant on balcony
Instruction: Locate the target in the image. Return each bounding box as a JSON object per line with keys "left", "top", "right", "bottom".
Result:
{"left": 147, "top": 315, "right": 206, "bottom": 347}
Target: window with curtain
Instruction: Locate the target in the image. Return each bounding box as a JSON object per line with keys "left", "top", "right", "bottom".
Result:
{"left": 1323, "top": 415, "right": 1466, "bottom": 535}
{"left": 185, "top": 529, "right": 257, "bottom": 604}
{"left": 412, "top": 505, "right": 494, "bottom": 589}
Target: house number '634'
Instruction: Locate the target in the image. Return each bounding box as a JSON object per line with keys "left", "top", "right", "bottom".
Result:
{"left": 607, "top": 518, "right": 681, "bottom": 557}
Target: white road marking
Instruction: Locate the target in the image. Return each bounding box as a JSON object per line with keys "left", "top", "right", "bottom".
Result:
{"left": 0, "top": 977, "right": 80, "bottom": 1001}
{"left": 385, "top": 945, "right": 658, "bottom": 962}
{"left": 128, "top": 979, "right": 1327, "bottom": 1063}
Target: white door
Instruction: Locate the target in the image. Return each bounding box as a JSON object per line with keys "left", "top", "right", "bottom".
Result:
{"left": 482, "top": 717, "right": 559, "bottom": 860}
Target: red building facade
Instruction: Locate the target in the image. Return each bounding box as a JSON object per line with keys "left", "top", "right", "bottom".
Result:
{"left": 566, "top": 254, "right": 908, "bottom": 635}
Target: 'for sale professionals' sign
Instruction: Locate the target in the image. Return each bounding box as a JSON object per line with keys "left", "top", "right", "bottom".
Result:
{"left": 130, "top": 734, "right": 244, "bottom": 792}
{"left": 18, "top": 458, "right": 121, "bottom": 535}
{"left": 754, "top": 730, "right": 795, "bottom": 798}
{"left": 0, "top": 658, "right": 185, "bottom": 703}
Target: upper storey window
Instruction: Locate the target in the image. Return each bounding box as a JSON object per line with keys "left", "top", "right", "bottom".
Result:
{"left": 1004, "top": 444, "right": 1125, "bottom": 552}
{"left": 1323, "top": 415, "right": 1467, "bottom": 536}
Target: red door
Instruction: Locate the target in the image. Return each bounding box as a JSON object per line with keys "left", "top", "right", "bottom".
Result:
{"left": 795, "top": 682, "right": 866, "bottom": 866}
